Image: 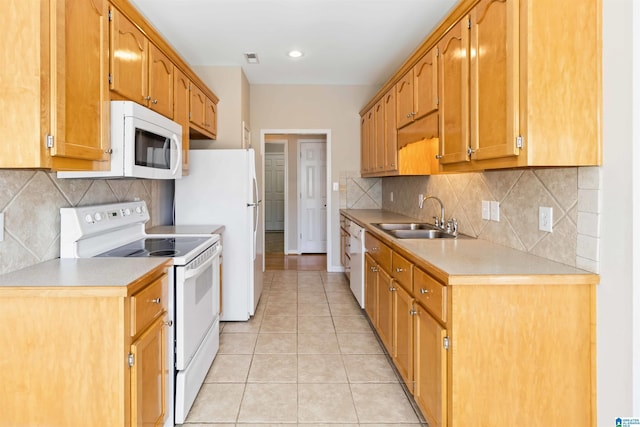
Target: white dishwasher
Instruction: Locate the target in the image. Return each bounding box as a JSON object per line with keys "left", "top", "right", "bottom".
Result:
{"left": 348, "top": 221, "right": 365, "bottom": 308}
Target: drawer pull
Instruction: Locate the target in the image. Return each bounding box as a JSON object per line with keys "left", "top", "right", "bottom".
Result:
{"left": 151, "top": 298, "right": 161, "bottom": 304}
{"left": 370, "top": 266, "right": 379, "bottom": 272}
{"left": 164, "top": 320, "right": 173, "bottom": 327}
{"left": 395, "top": 267, "right": 405, "bottom": 273}
{"left": 389, "top": 286, "right": 396, "bottom": 292}
{"left": 410, "top": 308, "right": 417, "bottom": 316}
{"left": 371, "top": 247, "right": 379, "bottom": 252}
{"left": 420, "top": 288, "right": 429, "bottom": 294}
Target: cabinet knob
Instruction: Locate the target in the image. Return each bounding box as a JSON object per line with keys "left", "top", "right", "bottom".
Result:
{"left": 389, "top": 286, "right": 396, "bottom": 292}
{"left": 420, "top": 288, "right": 429, "bottom": 294}
{"left": 164, "top": 320, "right": 173, "bottom": 327}
{"left": 151, "top": 298, "right": 161, "bottom": 304}
{"left": 435, "top": 154, "right": 443, "bottom": 159}
{"left": 467, "top": 147, "right": 476, "bottom": 156}
{"left": 371, "top": 247, "right": 379, "bottom": 252}
{"left": 395, "top": 267, "right": 405, "bottom": 273}
{"left": 144, "top": 95, "right": 151, "bottom": 101}
{"left": 410, "top": 308, "right": 417, "bottom": 316}
{"left": 151, "top": 99, "right": 158, "bottom": 105}
{"left": 105, "top": 148, "right": 113, "bottom": 154}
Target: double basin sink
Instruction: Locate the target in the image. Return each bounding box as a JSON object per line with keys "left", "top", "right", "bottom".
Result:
{"left": 372, "top": 222, "right": 461, "bottom": 239}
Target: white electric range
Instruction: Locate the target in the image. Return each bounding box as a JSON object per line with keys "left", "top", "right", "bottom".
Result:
{"left": 60, "top": 201, "right": 221, "bottom": 425}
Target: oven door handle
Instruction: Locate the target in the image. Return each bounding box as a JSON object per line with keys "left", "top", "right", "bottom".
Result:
{"left": 184, "top": 244, "right": 222, "bottom": 280}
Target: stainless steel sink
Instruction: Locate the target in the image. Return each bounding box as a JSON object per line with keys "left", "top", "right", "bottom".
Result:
{"left": 373, "top": 222, "right": 438, "bottom": 231}
{"left": 371, "top": 222, "right": 459, "bottom": 239}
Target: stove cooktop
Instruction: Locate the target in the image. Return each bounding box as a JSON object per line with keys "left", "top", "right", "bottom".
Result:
{"left": 96, "top": 236, "right": 212, "bottom": 258}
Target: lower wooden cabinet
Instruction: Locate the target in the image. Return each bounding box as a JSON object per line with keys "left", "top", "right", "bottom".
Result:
{"left": 0, "top": 262, "right": 170, "bottom": 427}
{"left": 359, "top": 229, "right": 596, "bottom": 426}
{"left": 414, "top": 303, "right": 447, "bottom": 427}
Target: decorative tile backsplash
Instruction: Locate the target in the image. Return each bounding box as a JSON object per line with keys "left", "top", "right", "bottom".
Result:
{"left": 339, "top": 171, "right": 381, "bottom": 209}
{"left": 0, "top": 170, "right": 157, "bottom": 275}
{"left": 381, "top": 167, "right": 601, "bottom": 272}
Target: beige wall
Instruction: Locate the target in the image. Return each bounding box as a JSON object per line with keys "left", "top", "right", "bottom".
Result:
{"left": 251, "top": 84, "right": 379, "bottom": 269}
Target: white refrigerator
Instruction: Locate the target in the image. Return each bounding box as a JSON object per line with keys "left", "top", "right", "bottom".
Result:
{"left": 174, "top": 149, "right": 263, "bottom": 321}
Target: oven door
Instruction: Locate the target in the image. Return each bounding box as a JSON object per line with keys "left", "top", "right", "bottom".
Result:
{"left": 175, "top": 242, "right": 221, "bottom": 370}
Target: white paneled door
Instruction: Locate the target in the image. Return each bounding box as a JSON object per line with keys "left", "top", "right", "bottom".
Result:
{"left": 265, "top": 153, "right": 286, "bottom": 231}
{"left": 299, "top": 140, "right": 327, "bottom": 253}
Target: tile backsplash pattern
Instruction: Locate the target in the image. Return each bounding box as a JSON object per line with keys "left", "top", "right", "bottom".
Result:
{"left": 382, "top": 167, "right": 601, "bottom": 273}
{"left": 0, "top": 170, "right": 155, "bottom": 275}
{"left": 339, "top": 171, "right": 381, "bottom": 209}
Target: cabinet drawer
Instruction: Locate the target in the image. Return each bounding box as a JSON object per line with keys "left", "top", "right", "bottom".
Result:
{"left": 414, "top": 268, "right": 446, "bottom": 323}
{"left": 131, "top": 274, "right": 168, "bottom": 337}
{"left": 365, "top": 232, "right": 392, "bottom": 272}
{"left": 392, "top": 252, "right": 413, "bottom": 292}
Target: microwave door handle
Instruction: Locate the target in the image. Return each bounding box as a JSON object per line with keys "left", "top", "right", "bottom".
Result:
{"left": 170, "top": 134, "right": 182, "bottom": 175}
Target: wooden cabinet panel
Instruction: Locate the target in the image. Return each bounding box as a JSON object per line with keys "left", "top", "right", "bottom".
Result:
{"left": 383, "top": 89, "right": 398, "bottom": 172}
{"left": 205, "top": 97, "right": 218, "bottom": 138}
{"left": 413, "top": 49, "right": 439, "bottom": 121}
{"left": 391, "top": 251, "right": 412, "bottom": 292}
{"left": 414, "top": 267, "right": 447, "bottom": 323}
{"left": 190, "top": 84, "right": 206, "bottom": 129}
{"left": 396, "top": 72, "right": 414, "bottom": 129}
{"left": 130, "top": 273, "right": 167, "bottom": 336}
{"left": 470, "top": 0, "right": 519, "bottom": 161}
{"left": 438, "top": 18, "right": 470, "bottom": 165}
{"left": 174, "top": 68, "right": 191, "bottom": 175}
{"left": 131, "top": 315, "right": 167, "bottom": 427}
{"left": 148, "top": 43, "right": 174, "bottom": 118}
{"left": 393, "top": 284, "right": 414, "bottom": 389}
{"left": 376, "top": 268, "right": 394, "bottom": 353}
{"left": 364, "top": 253, "right": 378, "bottom": 325}
{"left": 414, "top": 304, "right": 447, "bottom": 427}
{"left": 110, "top": 7, "right": 148, "bottom": 104}
{"left": 374, "top": 100, "right": 385, "bottom": 173}
{"left": 0, "top": 0, "right": 110, "bottom": 170}
{"left": 365, "top": 232, "right": 391, "bottom": 272}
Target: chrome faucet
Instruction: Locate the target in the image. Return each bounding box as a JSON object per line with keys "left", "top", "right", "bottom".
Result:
{"left": 419, "top": 195, "right": 445, "bottom": 229}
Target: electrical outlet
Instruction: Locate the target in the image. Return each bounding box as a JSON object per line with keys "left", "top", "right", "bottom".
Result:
{"left": 0, "top": 212, "right": 4, "bottom": 242}
{"left": 418, "top": 194, "right": 424, "bottom": 207}
{"left": 490, "top": 201, "right": 500, "bottom": 222}
{"left": 390, "top": 191, "right": 394, "bottom": 202}
{"left": 539, "top": 207, "right": 553, "bottom": 232}
{"left": 481, "top": 200, "right": 490, "bottom": 220}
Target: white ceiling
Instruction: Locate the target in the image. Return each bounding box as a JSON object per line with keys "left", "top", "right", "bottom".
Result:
{"left": 129, "top": 0, "right": 458, "bottom": 86}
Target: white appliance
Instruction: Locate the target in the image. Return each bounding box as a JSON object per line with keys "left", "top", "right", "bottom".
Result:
{"left": 175, "top": 149, "right": 263, "bottom": 321}
{"left": 349, "top": 221, "right": 365, "bottom": 308}
{"left": 58, "top": 101, "right": 182, "bottom": 179}
{"left": 60, "top": 201, "right": 221, "bottom": 426}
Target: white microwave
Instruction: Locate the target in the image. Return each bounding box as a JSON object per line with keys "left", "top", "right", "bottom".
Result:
{"left": 58, "top": 101, "right": 182, "bottom": 179}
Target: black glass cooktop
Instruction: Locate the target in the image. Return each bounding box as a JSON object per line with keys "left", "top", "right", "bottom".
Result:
{"left": 96, "top": 236, "right": 211, "bottom": 258}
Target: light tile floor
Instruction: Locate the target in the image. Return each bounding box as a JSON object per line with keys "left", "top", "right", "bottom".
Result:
{"left": 179, "top": 270, "right": 425, "bottom": 426}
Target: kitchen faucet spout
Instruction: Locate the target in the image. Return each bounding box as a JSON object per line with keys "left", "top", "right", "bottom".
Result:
{"left": 419, "top": 195, "right": 445, "bottom": 229}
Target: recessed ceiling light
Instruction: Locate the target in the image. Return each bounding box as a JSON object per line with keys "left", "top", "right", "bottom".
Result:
{"left": 244, "top": 52, "right": 259, "bottom": 64}
{"left": 288, "top": 50, "right": 303, "bottom": 58}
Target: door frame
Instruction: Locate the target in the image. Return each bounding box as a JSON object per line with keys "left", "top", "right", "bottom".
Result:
{"left": 264, "top": 139, "right": 288, "bottom": 252}
{"left": 260, "top": 129, "right": 332, "bottom": 271}
{"left": 297, "top": 138, "right": 327, "bottom": 254}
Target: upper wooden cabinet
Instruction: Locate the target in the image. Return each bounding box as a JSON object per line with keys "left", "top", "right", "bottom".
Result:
{"left": 361, "top": 87, "right": 399, "bottom": 177}
{"left": 110, "top": 7, "right": 174, "bottom": 118}
{"left": 174, "top": 68, "right": 191, "bottom": 175}
{"left": 189, "top": 83, "right": 218, "bottom": 140}
{"left": 397, "top": 48, "right": 439, "bottom": 129}
{"left": 360, "top": 0, "right": 601, "bottom": 174}
{"left": 0, "top": 0, "right": 111, "bottom": 170}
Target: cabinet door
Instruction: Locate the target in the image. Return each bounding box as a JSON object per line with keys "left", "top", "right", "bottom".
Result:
{"left": 205, "top": 97, "right": 217, "bottom": 138}
{"left": 470, "top": 0, "right": 520, "bottom": 161}
{"left": 131, "top": 316, "right": 167, "bottom": 427}
{"left": 110, "top": 7, "right": 148, "bottom": 104}
{"left": 364, "top": 253, "right": 378, "bottom": 325}
{"left": 413, "top": 48, "right": 439, "bottom": 121}
{"left": 393, "top": 284, "right": 414, "bottom": 389}
{"left": 190, "top": 84, "right": 206, "bottom": 128}
{"left": 148, "top": 43, "right": 174, "bottom": 118}
{"left": 374, "top": 100, "right": 385, "bottom": 173}
{"left": 414, "top": 305, "right": 447, "bottom": 427}
{"left": 438, "top": 18, "right": 470, "bottom": 165}
{"left": 50, "top": 0, "right": 110, "bottom": 164}
{"left": 396, "top": 71, "right": 414, "bottom": 129}
{"left": 174, "top": 68, "right": 190, "bottom": 175}
{"left": 383, "top": 88, "right": 398, "bottom": 173}
{"left": 360, "top": 115, "right": 369, "bottom": 175}
{"left": 376, "top": 268, "right": 394, "bottom": 354}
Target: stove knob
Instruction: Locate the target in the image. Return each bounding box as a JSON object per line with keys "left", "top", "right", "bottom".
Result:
{"left": 94, "top": 212, "right": 103, "bottom": 222}
{"left": 141, "top": 205, "right": 147, "bottom": 213}
{"left": 135, "top": 206, "right": 142, "bottom": 214}
{"left": 84, "top": 214, "right": 93, "bottom": 223}
{"left": 124, "top": 208, "right": 131, "bottom": 216}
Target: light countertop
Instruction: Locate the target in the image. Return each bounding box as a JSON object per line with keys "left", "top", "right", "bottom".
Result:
{"left": 0, "top": 258, "right": 170, "bottom": 296}
{"left": 341, "top": 209, "right": 599, "bottom": 285}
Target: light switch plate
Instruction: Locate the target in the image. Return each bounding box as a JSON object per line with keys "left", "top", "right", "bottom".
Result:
{"left": 481, "top": 200, "right": 490, "bottom": 220}
{"left": 539, "top": 207, "right": 553, "bottom": 232}
{"left": 490, "top": 201, "right": 500, "bottom": 222}
{"left": 0, "top": 212, "right": 4, "bottom": 242}
{"left": 332, "top": 182, "right": 339, "bottom": 192}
